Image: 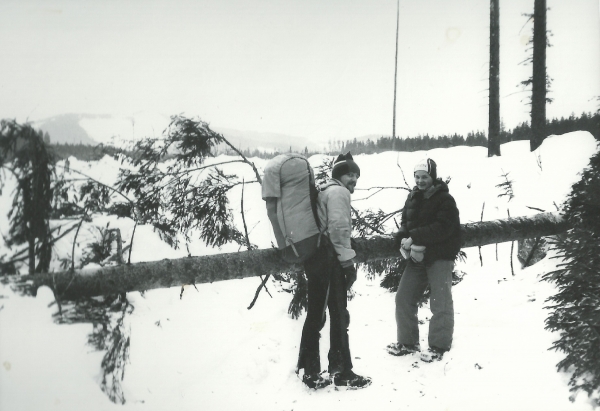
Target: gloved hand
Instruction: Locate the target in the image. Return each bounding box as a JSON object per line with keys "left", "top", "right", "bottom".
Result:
{"left": 410, "top": 244, "right": 426, "bottom": 263}
{"left": 342, "top": 265, "right": 357, "bottom": 291}
{"left": 400, "top": 237, "right": 413, "bottom": 260}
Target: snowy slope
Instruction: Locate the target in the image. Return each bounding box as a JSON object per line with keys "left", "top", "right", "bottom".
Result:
{"left": 0, "top": 131, "right": 598, "bottom": 411}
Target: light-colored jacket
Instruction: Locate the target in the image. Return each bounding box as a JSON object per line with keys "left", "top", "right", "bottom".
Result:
{"left": 318, "top": 179, "right": 356, "bottom": 267}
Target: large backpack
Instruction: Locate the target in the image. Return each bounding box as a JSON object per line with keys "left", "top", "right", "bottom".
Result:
{"left": 262, "top": 154, "right": 322, "bottom": 263}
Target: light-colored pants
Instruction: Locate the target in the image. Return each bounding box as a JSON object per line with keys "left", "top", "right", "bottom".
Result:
{"left": 395, "top": 259, "right": 455, "bottom": 351}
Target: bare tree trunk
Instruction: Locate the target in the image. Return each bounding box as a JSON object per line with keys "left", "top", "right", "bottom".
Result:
{"left": 28, "top": 237, "right": 36, "bottom": 276}
{"left": 22, "top": 182, "right": 36, "bottom": 276}
{"left": 20, "top": 213, "right": 568, "bottom": 300}
{"left": 530, "top": 0, "right": 547, "bottom": 151}
{"left": 488, "top": 0, "right": 501, "bottom": 157}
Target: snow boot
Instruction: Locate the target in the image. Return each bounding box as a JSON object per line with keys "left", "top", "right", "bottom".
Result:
{"left": 333, "top": 370, "right": 372, "bottom": 389}
{"left": 386, "top": 343, "right": 420, "bottom": 357}
{"left": 301, "top": 372, "right": 332, "bottom": 389}
{"left": 420, "top": 347, "right": 446, "bottom": 363}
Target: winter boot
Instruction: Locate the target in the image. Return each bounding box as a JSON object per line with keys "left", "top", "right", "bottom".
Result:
{"left": 386, "top": 343, "right": 420, "bottom": 357}
{"left": 301, "top": 372, "right": 332, "bottom": 389}
{"left": 420, "top": 347, "right": 446, "bottom": 363}
{"left": 333, "top": 370, "right": 372, "bottom": 389}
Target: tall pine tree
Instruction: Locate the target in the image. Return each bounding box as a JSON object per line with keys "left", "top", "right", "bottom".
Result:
{"left": 0, "top": 120, "right": 55, "bottom": 275}
{"left": 530, "top": 0, "right": 548, "bottom": 151}
{"left": 488, "top": 0, "right": 501, "bottom": 157}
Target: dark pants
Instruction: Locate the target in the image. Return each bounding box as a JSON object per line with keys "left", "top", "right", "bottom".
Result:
{"left": 296, "top": 243, "right": 353, "bottom": 375}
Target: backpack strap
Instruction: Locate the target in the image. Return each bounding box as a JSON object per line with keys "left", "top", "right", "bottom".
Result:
{"left": 278, "top": 157, "right": 296, "bottom": 256}
{"left": 306, "top": 162, "right": 322, "bottom": 230}
{"left": 306, "top": 161, "right": 325, "bottom": 248}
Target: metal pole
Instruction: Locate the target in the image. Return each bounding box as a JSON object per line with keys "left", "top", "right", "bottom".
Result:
{"left": 392, "top": 0, "right": 399, "bottom": 151}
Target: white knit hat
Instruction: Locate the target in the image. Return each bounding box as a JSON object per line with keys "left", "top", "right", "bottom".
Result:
{"left": 414, "top": 158, "right": 437, "bottom": 180}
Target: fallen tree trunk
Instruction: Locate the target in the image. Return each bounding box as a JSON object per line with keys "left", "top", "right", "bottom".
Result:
{"left": 18, "top": 212, "right": 568, "bottom": 300}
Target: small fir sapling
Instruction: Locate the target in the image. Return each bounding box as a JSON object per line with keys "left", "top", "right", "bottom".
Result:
{"left": 272, "top": 270, "right": 308, "bottom": 319}
{"left": 78, "top": 225, "right": 123, "bottom": 268}
{"left": 496, "top": 170, "right": 515, "bottom": 202}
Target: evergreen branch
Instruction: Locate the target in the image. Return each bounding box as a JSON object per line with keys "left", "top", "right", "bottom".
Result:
{"left": 350, "top": 206, "right": 401, "bottom": 236}
{"left": 213, "top": 178, "right": 260, "bottom": 190}
{"left": 56, "top": 164, "right": 134, "bottom": 205}
{"left": 496, "top": 170, "right": 515, "bottom": 202}
{"left": 178, "top": 174, "right": 258, "bottom": 199}
{"left": 0, "top": 221, "right": 80, "bottom": 270}
{"left": 380, "top": 209, "right": 403, "bottom": 225}
{"left": 518, "top": 13, "right": 534, "bottom": 35}
{"left": 0, "top": 164, "right": 20, "bottom": 180}
{"left": 352, "top": 207, "right": 385, "bottom": 235}
{"left": 153, "top": 159, "right": 248, "bottom": 191}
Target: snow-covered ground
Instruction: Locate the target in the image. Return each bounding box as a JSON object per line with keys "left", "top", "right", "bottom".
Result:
{"left": 1, "top": 131, "right": 598, "bottom": 411}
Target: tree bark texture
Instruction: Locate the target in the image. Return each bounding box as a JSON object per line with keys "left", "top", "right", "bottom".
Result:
{"left": 488, "top": 0, "right": 501, "bottom": 157}
{"left": 530, "top": 0, "right": 547, "bottom": 152}
{"left": 20, "top": 212, "right": 568, "bottom": 300}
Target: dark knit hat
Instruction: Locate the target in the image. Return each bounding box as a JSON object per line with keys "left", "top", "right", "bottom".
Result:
{"left": 332, "top": 152, "right": 361, "bottom": 180}
{"left": 414, "top": 158, "right": 437, "bottom": 180}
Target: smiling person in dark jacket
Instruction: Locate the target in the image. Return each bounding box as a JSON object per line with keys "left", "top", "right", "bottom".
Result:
{"left": 387, "top": 158, "right": 461, "bottom": 362}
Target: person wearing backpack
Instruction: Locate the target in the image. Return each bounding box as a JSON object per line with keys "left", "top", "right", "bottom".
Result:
{"left": 386, "top": 158, "right": 461, "bottom": 363}
{"left": 296, "top": 152, "right": 372, "bottom": 390}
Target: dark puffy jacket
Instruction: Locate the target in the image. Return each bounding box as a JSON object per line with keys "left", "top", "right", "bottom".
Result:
{"left": 395, "top": 180, "right": 461, "bottom": 264}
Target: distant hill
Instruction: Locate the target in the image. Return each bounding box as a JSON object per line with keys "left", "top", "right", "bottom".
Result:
{"left": 33, "top": 112, "right": 170, "bottom": 146}
{"left": 30, "top": 112, "right": 322, "bottom": 152}
{"left": 33, "top": 114, "right": 99, "bottom": 145}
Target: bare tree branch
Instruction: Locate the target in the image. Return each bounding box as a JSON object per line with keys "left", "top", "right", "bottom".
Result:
{"left": 216, "top": 133, "right": 263, "bottom": 185}
{"left": 354, "top": 185, "right": 410, "bottom": 201}
{"left": 395, "top": 159, "right": 412, "bottom": 189}
{"left": 479, "top": 202, "right": 485, "bottom": 267}
{"left": 243, "top": 178, "right": 271, "bottom": 309}
{"left": 508, "top": 208, "right": 515, "bottom": 276}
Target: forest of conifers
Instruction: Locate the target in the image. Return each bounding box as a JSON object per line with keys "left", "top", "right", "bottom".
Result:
{"left": 47, "top": 111, "right": 598, "bottom": 161}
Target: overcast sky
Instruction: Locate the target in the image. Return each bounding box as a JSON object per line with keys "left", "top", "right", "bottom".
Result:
{"left": 1, "top": 0, "right": 599, "bottom": 144}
